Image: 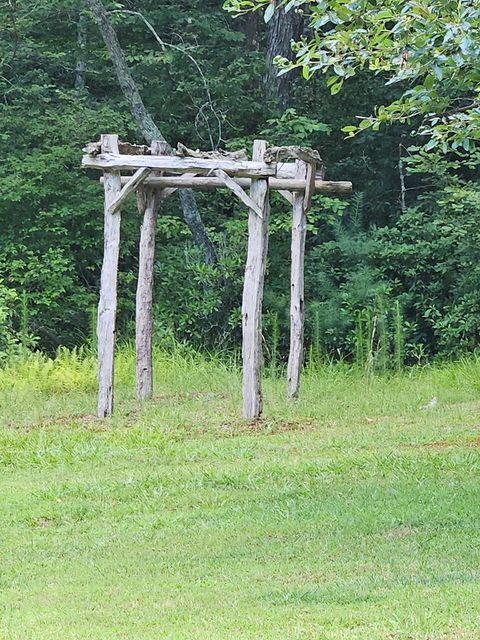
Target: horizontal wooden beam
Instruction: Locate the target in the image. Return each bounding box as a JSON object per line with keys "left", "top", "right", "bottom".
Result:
{"left": 159, "top": 171, "right": 199, "bottom": 200}
{"left": 83, "top": 152, "right": 276, "bottom": 178}
{"left": 105, "top": 175, "right": 352, "bottom": 195}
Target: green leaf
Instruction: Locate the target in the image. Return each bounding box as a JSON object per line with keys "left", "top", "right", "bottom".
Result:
{"left": 376, "top": 9, "right": 393, "bottom": 19}
{"left": 330, "top": 79, "right": 343, "bottom": 94}
{"left": 423, "top": 75, "right": 434, "bottom": 90}
{"left": 358, "top": 118, "right": 372, "bottom": 130}
{"left": 423, "top": 138, "right": 438, "bottom": 151}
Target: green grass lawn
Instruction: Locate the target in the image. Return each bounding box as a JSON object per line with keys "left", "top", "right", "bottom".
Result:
{"left": 1, "top": 349, "right": 480, "bottom": 639}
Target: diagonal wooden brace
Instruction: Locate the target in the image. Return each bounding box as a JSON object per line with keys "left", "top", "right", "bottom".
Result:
{"left": 278, "top": 189, "right": 294, "bottom": 206}
{"left": 303, "top": 162, "right": 316, "bottom": 212}
{"left": 213, "top": 168, "right": 265, "bottom": 219}
{"left": 107, "top": 167, "right": 151, "bottom": 215}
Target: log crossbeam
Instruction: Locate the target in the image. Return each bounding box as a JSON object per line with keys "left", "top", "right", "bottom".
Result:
{"left": 158, "top": 172, "right": 200, "bottom": 200}
{"left": 83, "top": 152, "right": 277, "bottom": 178}
{"left": 101, "top": 175, "right": 352, "bottom": 195}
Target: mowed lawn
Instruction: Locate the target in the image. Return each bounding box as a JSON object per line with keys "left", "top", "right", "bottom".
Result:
{"left": 1, "top": 350, "right": 480, "bottom": 639}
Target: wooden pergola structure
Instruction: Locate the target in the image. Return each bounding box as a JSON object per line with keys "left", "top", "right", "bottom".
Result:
{"left": 82, "top": 134, "right": 352, "bottom": 419}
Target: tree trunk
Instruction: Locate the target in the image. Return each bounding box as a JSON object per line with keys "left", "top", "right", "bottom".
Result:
{"left": 85, "top": 0, "right": 217, "bottom": 265}
{"left": 264, "top": 1, "right": 304, "bottom": 110}
{"left": 241, "top": 12, "right": 260, "bottom": 50}
{"left": 75, "top": 9, "right": 87, "bottom": 92}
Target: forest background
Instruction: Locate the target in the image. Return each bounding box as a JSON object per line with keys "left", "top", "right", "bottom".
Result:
{"left": 1, "top": 0, "right": 479, "bottom": 368}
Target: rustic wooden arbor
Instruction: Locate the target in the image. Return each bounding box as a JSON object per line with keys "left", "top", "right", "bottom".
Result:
{"left": 82, "top": 134, "right": 352, "bottom": 419}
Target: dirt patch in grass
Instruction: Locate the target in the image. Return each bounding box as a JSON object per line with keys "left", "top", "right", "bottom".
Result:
{"left": 464, "top": 437, "right": 480, "bottom": 447}
{"left": 385, "top": 525, "right": 415, "bottom": 539}
{"left": 7, "top": 412, "right": 101, "bottom": 432}
{"left": 405, "top": 436, "right": 480, "bottom": 449}
{"left": 219, "top": 417, "right": 316, "bottom": 437}
{"left": 152, "top": 391, "right": 227, "bottom": 403}
{"left": 34, "top": 517, "right": 52, "bottom": 528}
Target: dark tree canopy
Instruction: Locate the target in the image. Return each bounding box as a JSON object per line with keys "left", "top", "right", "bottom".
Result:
{"left": 0, "top": 0, "right": 479, "bottom": 364}
{"left": 225, "top": 0, "right": 480, "bottom": 151}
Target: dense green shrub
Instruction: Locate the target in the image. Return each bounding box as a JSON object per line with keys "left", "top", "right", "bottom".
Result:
{"left": 0, "top": 282, "right": 20, "bottom": 361}
{"left": 1, "top": 0, "right": 480, "bottom": 364}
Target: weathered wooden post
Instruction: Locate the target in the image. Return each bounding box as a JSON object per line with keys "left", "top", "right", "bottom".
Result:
{"left": 135, "top": 141, "right": 165, "bottom": 400}
{"left": 97, "top": 134, "right": 122, "bottom": 418}
{"left": 242, "top": 140, "right": 270, "bottom": 419}
{"left": 287, "top": 160, "right": 308, "bottom": 399}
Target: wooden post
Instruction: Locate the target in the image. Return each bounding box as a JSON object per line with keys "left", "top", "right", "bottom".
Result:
{"left": 242, "top": 140, "right": 270, "bottom": 419}
{"left": 135, "top": 141, "right": 165, "bottom": 400}
{"left": 287, "top": 160, "right": 308, "bottom": 399}
{"left": 97, "top": 134, "right": 122, "bottom": 417}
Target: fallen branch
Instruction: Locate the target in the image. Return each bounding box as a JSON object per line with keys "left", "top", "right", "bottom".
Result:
{"left": 176, "top": 142, "right": 248, "bottom": 161}
{"left": 264, "top": 145, "right": 322, "bottom": 164}
{"left": 83, "top": 140, "right": 151, "bottom": 156}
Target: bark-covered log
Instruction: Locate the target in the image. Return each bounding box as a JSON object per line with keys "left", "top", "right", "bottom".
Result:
{"left": 264, "top": 146, "right": 322, "bottom": 164}
{"left": 108, "top": 175, "right": 353, "bottom": 195}
{"left": 82, "top": 152, "right": 276, "bottom": 176}
{"left": 242, "top": 140, "right": 270, "bottom": 419}
{"left": 176, "top": 142, "right": 248, "bottom": 161}
{"left": 83, "top": 141, "right": 151, "bottom": 156}
{"left": 75, "top": 8, "right": 88, "bottom": 92}
{"left": 135, "top": 143, "right": 164, "bottom": 401}
{"left": 287, "top": 160, "right": 308, "bottom": 399}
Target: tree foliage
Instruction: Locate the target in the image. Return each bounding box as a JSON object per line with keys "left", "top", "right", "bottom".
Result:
{"left": 224, "top": 0, "right": 480, "bottom": 151}
{"left": 0, "top": 0, "right": 479, "bottom": 363}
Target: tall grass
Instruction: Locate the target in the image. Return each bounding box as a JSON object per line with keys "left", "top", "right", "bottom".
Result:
{"left": 354, "top": 298, "right": 406, "bottom": 374}
{"left": 3, "top": 341, "right": 480, "bottom": 423}
{"left": 266, "top": 310, "right": 280, "bottom": 378}
{"left": 394, "top": 299, "right": 405, "bottom": 372}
